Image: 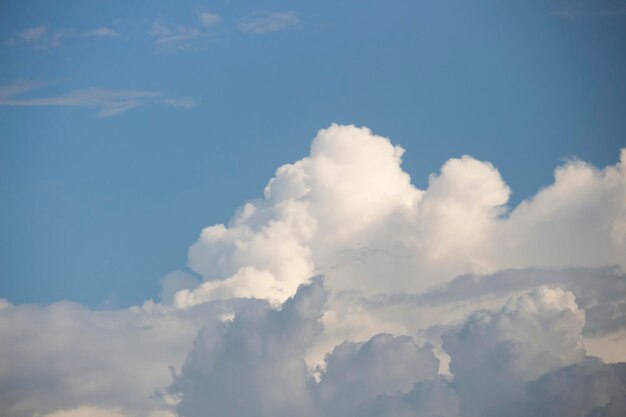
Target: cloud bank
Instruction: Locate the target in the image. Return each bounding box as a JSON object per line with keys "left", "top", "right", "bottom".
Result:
{"left": 1, "top": 124, "right": 625, "bottom": 416}
{"left": 179, "top": 124, "right": 625, "bottom": 307}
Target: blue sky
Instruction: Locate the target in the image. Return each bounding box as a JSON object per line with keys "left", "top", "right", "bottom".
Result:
{"left": 1, "top": 0, "right": 625, "bottom": 307}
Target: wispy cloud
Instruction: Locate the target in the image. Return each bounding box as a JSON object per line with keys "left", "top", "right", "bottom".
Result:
{"left": 161, "top": 96, "right": 196, "bottom": 108}
{"left": 18, "top": 26, "right": 47, "bottom": 42}
{"left": 4, "top": 25, "right": 76, "bottom": 49}
{"left": 237, "top": 11, "right": 300, "bottom": 34}
{"left": 4, "top": 25, "right": 123, "bottom": 48}
{"left": 0, "top": 81, "right": 195, "bottom": 117}
{"left": 82, "top": 27, "right": 121, "bottom": 38}
{"left": 198, "top": 11, "right": 220, "bottom": 28}
{"left": 149, "top": 11, "right": 220, "bottom": 51}
{"left": 148, "top": 21, "right": 210, "bottom": 50}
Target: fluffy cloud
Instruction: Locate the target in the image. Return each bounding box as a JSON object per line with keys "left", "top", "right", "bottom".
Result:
{"left": 176, "top": 124, "right": 626, "bottom": 365}
{"left": 443, "top": 286, "right": 586, "bottom": 416}
{"left": 524, "top": 357, "right": 626, "bottom": 417}
{"left": 170, "top": 281, "right": 624, "bottom": 417}
{"left": 170, "top": 278, "right": 327, "bottom": 417}
{"left": 180, "top": 125, "right": 625, "bottom": 308}
{"left": 313, "top": 333, "right": 440, "bottom": 417}
{"left": 0, "top": 298, "right": 256, "bottom": 417}
{"left": 1, "top": 275, "right": 625, "bottom": 417}
{"left": 1, "top": 124, "right": 625, "bottom": 416}
{"left": 169, "top": 278, "right": 446, "bottom": 417}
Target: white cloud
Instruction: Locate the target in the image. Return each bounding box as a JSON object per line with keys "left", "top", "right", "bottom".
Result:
{"left": 4, "top": 25, "right": 75, "bottom": 48}
{"left": 0, "top": 295, "right": 258, "bottom": 417}
{"left": 160, "top": 96, "right": 197, "bottom": 108}
{"left": 524, "top": 357, "right": 626, "bottom": 417}
{"left": 237, "top": 11, "right": 300, "bottom": 34}
{"left": 0, "top": 302, "right": 186, "bottom": 417}
{"left": 170, "top": 282, "right": 625, "bottom": 417}
{"left": 175, "top": 123, "right": 626, "bottom": 369}
{"left": 5, "top": 25, "right": 123, "bottom": 48}
{"left": 159, "top": 271, "right": 200, "bottom": 304}
{"left": 1, "top": 124, "right": 625, "bottom": 416}
{"left": 178, "top": 125, "right": 626, "bottom": 309}
{"left": 198, "top": 12, "right": 220, "bottom": 28}
{"left": 0, "top": 81, "right": 195, "bottom": 117}
{"left": 18, "top": 26, "right": 47, "bottom": 42}
{"left": 4, "top": 277, "right": 625, "bottom": 417}
{"left": 148, "top": 10, "right": 221, "bottom": 52}
{"left": 170, "top": 278, "right": 327, "bottom": 417}
{"left": 41, "top": 405, "right": 177, "bottom": 417}
{"left": 313, "top": 333, "right": 440, "bottom": 417}
{"left": 82, "top": 27, "right": 121, "bottom": 38}
{"left": 148, "top": 22, "right": 209, "bottom": 51}
{"left": 442, "top": 286, "right": 586, "bottom": 416}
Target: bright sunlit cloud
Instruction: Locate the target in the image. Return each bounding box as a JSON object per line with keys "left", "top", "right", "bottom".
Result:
{"left": 1, "top": 125, "right": 625, "bottom": 417}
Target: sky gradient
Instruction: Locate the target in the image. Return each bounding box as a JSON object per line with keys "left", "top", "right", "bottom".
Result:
{"left": 1, "top": 2, "right": 626, "bottom": 417}
{"left": 2, "top": 0, "right": 625, "bottom": 307}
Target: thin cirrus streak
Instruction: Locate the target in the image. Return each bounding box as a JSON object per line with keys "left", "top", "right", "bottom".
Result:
{"left": 0, "top": 81, "right": 195, "bottom": 117}
{"left": 237, "top": 11, "right": 300, "bottom": 34}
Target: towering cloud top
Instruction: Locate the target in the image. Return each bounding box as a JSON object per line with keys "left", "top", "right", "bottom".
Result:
{"left": 178, "top": 124, "right": 625, "bottom": 307}
{"left": 1, "top": 125, "right": 625, "bottom": 417}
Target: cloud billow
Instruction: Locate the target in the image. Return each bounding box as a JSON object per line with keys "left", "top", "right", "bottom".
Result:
{"left": 169, "top": 280, "right": 625, "bottom": 417}
{"left": 0, "top": 124, "right": 625, "bottom": 417}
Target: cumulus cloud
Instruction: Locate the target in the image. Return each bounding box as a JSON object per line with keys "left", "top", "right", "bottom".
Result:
{"left": 178, "top": 124, "right": 625, "bottom": 310}
{"left": 0, "top": 296, "right": 261, "bottom": 417}
{"left": 1, "top": 124, "right": 625, "bottom": 416}
{"left": 443, "top": 286, "right": 586, "bottom": 416}
{"left": 524, "top": 357, "right": 626, "bottom": 417}
{"left": 4, "top": 278, "right": 625, "bottom": 417}
{"left": 313, "top": 333, "right": 440, "bottom": 417}
{"left": 170, "top": 281, "right": 624, "bottom": 417}
{"left": 169, "top": 278, "right": 448, "bottom": 417}
{"left": 364, "top": 266, "right": 626, "bottom": 339}
{"left": 170, "top": 278, "right": 327, "bottom": 417}
{"left": 179, "top": 124, "right": 421, "bottom": 306}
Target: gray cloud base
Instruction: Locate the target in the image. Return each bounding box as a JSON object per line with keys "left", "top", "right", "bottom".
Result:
{"left": 168, "top": 279, "right": 626, "bottom": 417}
{"left": 1, "top": 125, "right": 625, "bottom": 417}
